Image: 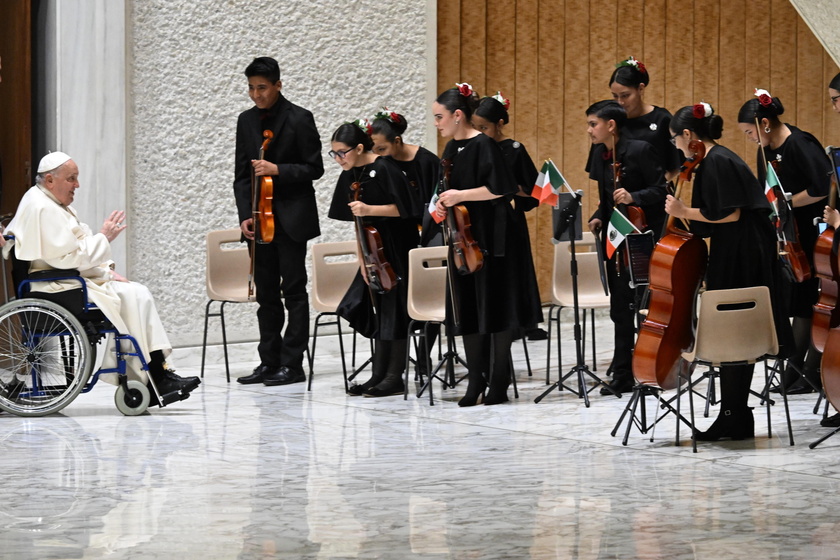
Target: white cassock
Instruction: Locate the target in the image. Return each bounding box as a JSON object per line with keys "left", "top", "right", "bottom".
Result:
{"left": 2, "top": 185, "right": 171, "bottom": 384}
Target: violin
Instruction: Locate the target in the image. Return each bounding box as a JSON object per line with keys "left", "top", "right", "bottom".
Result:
{"left": 349, "top": 181, "right": 399, "bottom": 294}
{"left": 811, "top": 150, "right": 840, "bottom": 352}
{"left": 252, "top": 130, "right": 275, "bottom": 244}
{"left": 440, "top": 159, "right": 484, "bottom": 276}
{"left": 766, "top": 159, "right": 811, "bottom": 283}
{"left": 247, "top": 130, "right": 275, "bottom": 298}
{"left": 610, "top": 156, "right": 648, "bottom": 274}
{"left": 633, "top": 140, "right": 708, "bottom": 389}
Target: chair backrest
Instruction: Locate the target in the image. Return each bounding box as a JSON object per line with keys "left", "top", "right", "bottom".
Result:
{"left": 551, "top": 231, "right": 610, "bottom": 308}
{"left": 689, "top": 286, "right": 778, "bottom": 365}
{"left": 311, "top": 241, "right": 359, "bottom": 313}
{"left": 206, "top": 229, "right": 253, "bottom": 303}
{"left": 407, "top": 246, "right": 448, "bottom": 322}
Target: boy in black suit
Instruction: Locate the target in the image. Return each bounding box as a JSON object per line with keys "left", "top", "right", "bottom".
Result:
{"left": 233, "top": 57, "right": 323, "bottom": 386}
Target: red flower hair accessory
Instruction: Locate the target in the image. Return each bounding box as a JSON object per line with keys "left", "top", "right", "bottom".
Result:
{"left": 373, "top": 107, "right": 401, "bottom": 124}
{"left": 616, "top": 56, "right": 647, "bottom": 75}
{"left": 754, "top": 88, "right": 773, "bottom": 107}
{"left": 692, "top": 102, "right": 713, "bottom": 119}
{"left": 456, "top": 82, "right": 474, "bottom": 97}
{"left": 491, "top": 91, "right": 511, "bottom": 110}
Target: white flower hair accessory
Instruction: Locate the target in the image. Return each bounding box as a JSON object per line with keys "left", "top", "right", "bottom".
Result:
{"left": 350, "top": 118, "right": 373, "bottom": 136}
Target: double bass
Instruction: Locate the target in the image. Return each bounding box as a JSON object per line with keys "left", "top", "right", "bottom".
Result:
{"left": 349, "top": 181, "right": 399, "bottom": 294}
{"left": 632, "top": 141, "right": 708, "bottom": 390}
{"left": 247, "top": 129, "right": 275, "bottom": 298}
{"left": 817, "top": 147, "right": 840, "bottom": 421}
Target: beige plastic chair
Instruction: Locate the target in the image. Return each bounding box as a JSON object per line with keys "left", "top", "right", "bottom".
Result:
{"left": 677, "top": 286, "right": 791, "bottom": 451}
{"left": 404, "top": 246, "right": 449, "bottom": 404}
{"left": 201, "top": 228, "right": 255, "bottom": 382}
{"left": 309, "top": 240, "right": 359, "bottom": 391}
{"left": 545, "top": 231, "right": 611, "bottom": 383}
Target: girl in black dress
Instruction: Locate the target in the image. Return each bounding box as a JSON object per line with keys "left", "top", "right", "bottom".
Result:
{"left": 432, "top": 84, "right": 542, "bottom": 406}
{"left": 609, "top": 56, "right": 682, "bottom": 179}
{"left": 328, "top": 121, "right": 419, "bottom": 397}
{"left": 737, "top": 90, "right": 831, "bottom": 393}
{"left": 472, "top": 93, "right": 545, "bottom": 341}
{"left": 665, "top": 102, "right": 791, "bottom": 440}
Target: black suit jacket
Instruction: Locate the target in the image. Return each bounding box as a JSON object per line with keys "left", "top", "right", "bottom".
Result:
{"left": 234, "top": 94, "right": 324, "bottom": 243}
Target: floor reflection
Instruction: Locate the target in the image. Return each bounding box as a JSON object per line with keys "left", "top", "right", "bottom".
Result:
{"left": 2, "top": 316, "right": 840, "bottom": 559}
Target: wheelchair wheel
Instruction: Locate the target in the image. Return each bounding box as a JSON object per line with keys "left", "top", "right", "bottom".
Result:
{"left": 0, "top": 298, "right": 93, "bottom": 416}
{"left": 114, "top": 380, "right": 150, "bottom": 416}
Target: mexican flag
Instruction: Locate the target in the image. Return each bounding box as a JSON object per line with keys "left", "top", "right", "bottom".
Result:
{"left": 531, "top": 159, "right": 571, "bottom": 206}
{"left": 765, "top": 162, "right": 781, "bottom": 221}
{"left": 605, "top": 209, "right": 640, "bottom": 259}
{"left": 428, "top": 190, "right": 445, "bottom": 224}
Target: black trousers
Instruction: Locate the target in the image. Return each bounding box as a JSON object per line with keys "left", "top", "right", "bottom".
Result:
{"left": 253, "top": 226, "right": 309, "bottom": 369}
{"left": 607, "top": 253, "right": 638, "bottom": 381}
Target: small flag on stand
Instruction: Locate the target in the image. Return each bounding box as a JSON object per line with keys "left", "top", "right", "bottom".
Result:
{"left": 531, "top": 159, "right": 572, "bottom": 207}
{"left": 605, "top": 210, "right": 641, "bottom": 259}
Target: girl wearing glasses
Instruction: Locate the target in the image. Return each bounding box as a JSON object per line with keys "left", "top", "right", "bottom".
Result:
{"left": 737, "top": 90, "right": 831, "bottom": 395}
{"left": 665, "top": 103, "right": 792, "bottom": 441}
{"left": 328, "top": 121, "right": 419, "bottom": 397}
{"left": 432, "top": 84, "right": 542, "bottom": 407}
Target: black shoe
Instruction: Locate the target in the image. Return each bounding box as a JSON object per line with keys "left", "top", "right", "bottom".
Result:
{"left": 347, "top": 373, "right": 386, "bottom": 396}
{"left": 363, "top": 374, "right": 405, "bottom": 397}
{"left": 263, "top": 366, "right": 307, "bottom": 386}
{"left": 153, "top": 371, "right": 199, "bottom": 395}
{"left": 821, "top": 412, "right": 840, "bottom": 428}
{"left": 600, "top": 376, "right": 634, "bottom": 396}
{"left": 484, "top": 391, "right": 510, "bottom": 405}
{"left": 526, "top": 328, "right": 548, "bottom": 341}
{"left": 163, "top": 368, "right": 200, "bottom": 391}
{"left": 237, "top": 364, "right": 271, "bottom": 385}
{"left": 694, "top": 408, "right": 755, "bottom": 441}
{"left": 785, "top": 378, "right": 817, "bottom": 395}
{"left": 458, "top": 381, "right": 486, "bottom": 407}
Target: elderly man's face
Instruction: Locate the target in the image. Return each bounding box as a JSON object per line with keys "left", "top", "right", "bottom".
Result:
{"left": 45, "top": 161, "right": 80, "bottom": 206}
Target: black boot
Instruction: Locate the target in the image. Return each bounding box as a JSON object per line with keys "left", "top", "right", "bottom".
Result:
{"left": 694, "top": 407, "right": 755, "bottom": 441}
{"left": 458, "top": 375, "right": 486, "bottom": 407}
{"left": 363, "top": 372, "right": 406, "bottom": 397}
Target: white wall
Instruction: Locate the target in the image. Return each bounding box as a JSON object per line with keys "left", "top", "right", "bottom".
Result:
{"left": 124, "top": 0, "right": 436, "bottom": 347}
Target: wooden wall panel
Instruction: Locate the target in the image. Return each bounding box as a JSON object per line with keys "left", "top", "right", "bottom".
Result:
{"left": 437, "top": 0, "right": 840, "bottom": 302}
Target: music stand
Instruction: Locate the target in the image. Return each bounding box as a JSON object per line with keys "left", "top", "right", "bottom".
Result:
{"left": 535, "top": 190, "right": 618, "bottom": 406}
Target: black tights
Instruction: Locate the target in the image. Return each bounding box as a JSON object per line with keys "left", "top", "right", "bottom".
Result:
{"left": 371, "top": 339, "right": 408, "bottom": 379}
{"left": 718, "top": 363, "right": 754, "bottom": 410}
{"left": 462, "top": 330, "right": 514, "bottom": 391}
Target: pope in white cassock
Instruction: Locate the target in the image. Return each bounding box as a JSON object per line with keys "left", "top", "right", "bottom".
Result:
{"left": 2, "top": 152, "right": 200, "bottom": 404}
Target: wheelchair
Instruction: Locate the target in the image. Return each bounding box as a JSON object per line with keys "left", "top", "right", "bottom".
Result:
{"left": 0, "top": 246, "right": 175, "bottom": 417}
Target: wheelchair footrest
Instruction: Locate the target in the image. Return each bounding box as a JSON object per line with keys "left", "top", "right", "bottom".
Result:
{"left": 154, "top": 389, "right": 191, "bottom": 408}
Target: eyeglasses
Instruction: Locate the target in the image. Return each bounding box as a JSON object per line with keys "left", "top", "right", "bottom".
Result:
{"left": 831, "top": 94, "right": 840, "bottom": 104}
{"left": 329, "top": 148, "right": 354, "bottom": 159}
{"left": 669, "top": 132, "right": 680, "bottom": 146}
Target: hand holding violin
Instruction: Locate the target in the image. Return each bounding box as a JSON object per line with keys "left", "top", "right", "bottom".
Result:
{"left": 251, "top": 159, "right": 278, "bottom": 177}
{"left": 664, "top": 194, "right": 688, "bottom": 219}
{"left": 613, "top": 188, "right": 634, "bottom": 206}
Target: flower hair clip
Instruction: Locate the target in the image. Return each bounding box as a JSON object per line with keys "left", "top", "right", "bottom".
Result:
{"left": 616, "top": 56, "right": 647, "bottom": 75}
{"left": 491, "top": 91, "right": 510, "bottom": 110}
{"left": 754, "top": 88, "right": 773, "bottom": 108}
{"left": 373, "top": 107, "right": 401, "bottom": 124}
{"left": 350, "top": 118, "right": 373, "bottom": 136}
{"left": 456, "top": 82, "right": 474, "bottom": 97}
{"left": 692, "top": 102, "right": 713, "bottom": 119}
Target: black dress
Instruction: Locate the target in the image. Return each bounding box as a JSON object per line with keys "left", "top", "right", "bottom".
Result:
{"left": 690, "top": 145, "right": 792, "bottom": 353}
{"left": 391, "top": 146, "right": 441, "bottom": 247}
{"left": 757, "top": 125, "right": 832, "bottom": 317}
{"left": 623, "top": 106, "right": 682, "bottom": 174}
{"left": 328, "top": 156, "right": 419, "bottom": 340}
{"left": 499, "top": 138, "right": 539, "bottom": 213}
{"left": 442, "top": 133, "right": 543, "bottom": 334}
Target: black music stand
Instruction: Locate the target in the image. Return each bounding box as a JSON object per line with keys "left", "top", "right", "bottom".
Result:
{"left": 535, "top": 191, "right": 618, "bottom": 406}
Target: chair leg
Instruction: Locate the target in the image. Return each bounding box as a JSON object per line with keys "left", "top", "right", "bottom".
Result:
{"left": 201, "top": 299, "right": 213, "bottom": 379}
{"left": 219, "top": 301, "right": 231, "bottom": 383}
{"left": 521, "top": 337, "right": 532, "bottom": 378}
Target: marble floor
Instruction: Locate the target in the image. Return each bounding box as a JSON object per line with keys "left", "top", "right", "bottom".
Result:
{"left": 2, "top": 311, "right": 840, "bottom": 559}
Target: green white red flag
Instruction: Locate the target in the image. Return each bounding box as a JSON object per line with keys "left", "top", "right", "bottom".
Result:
{"left": 605, "top": 209, "right": 640, "bottom": 259}
{"left": 531, "top": 159, "right": 571, "bottom": 206}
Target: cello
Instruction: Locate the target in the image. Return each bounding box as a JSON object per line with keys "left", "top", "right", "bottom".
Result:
{"left": 811, "top": 146, "right": 840, "bottom": 353}
{"left": 247, "top": 129, "right": 275, "bottom": 298}
{"left": 632, "top": 140, "right": 708, "bottom": 390}
{"left": 349, "top": 181, "right": 399, "bottom": 294}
